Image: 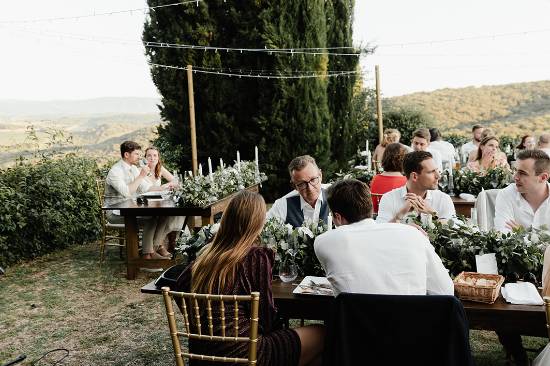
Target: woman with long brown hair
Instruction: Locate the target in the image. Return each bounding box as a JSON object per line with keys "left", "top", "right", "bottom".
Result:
{"left": 466, "top": 136, "right": 510, "bottom": 173}
{"left": 175, "top": 191, "right": 325, "bottom": 366}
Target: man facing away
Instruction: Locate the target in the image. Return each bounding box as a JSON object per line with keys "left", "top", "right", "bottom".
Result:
{"left": 267, "top": 155, "right": 330, "bottom": 228}
{"left": 377, "top": 151, "right": 456, "bottom": 225}
{"left": 461, "top": 124, "right": 484, "bottom": 159}
{"left": 494, "top": 149, "right": 550, "bottom": 234}
{"left": 314, "top": 179, "right": 454, "bottom": 297}
{"left": 411, "top": 128, "right": 443, "bottom": 172}
{"left": 105, "top": 141, "right": 169, "bottom": 259}
{"left": 429, "top": 127, "right": 456, "bottom": 168}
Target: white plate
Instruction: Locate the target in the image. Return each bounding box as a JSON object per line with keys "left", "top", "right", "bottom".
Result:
{"left": 292, "top": 276, "right": 334, "bottom": 296}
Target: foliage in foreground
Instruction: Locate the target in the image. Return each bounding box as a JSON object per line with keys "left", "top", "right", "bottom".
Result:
{"left": 0, "top": 156, "right": 101, "bottom": 267}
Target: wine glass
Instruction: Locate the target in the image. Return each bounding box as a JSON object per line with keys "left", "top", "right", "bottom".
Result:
{"left": 279, "top": 240, "right": 298, "bottom": 283}
{"left": 439, "top": 172, "right": 449, "bottom": 192}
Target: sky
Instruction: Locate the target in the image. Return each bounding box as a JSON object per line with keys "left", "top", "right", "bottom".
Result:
{"left": 1, "top": 0, "right": 550, "bottom": 100}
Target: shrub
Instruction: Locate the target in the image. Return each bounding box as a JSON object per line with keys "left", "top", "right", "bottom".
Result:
{"left": 0, "top": 156, "right": 101, "bottom": 267}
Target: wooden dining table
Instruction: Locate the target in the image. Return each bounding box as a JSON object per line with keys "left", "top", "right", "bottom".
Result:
{"left": 102, "top": 185, "right": 259, "bottom": 280}
{"left": 141, "top": 279, "right": 548, "bottom": 338}
{"left": 451, "top": 196, "right": 475, "bottom": 218}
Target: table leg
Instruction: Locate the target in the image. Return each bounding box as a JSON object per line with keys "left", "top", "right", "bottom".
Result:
{"left": 124, "top": 215, "right": 139, "bottom": 280}
{"left": 201, "top": 215, "right": 214, "bottom": 226}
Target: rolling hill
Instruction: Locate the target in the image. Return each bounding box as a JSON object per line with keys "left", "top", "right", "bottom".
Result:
{"left": 388, "top": 80, "right": 550, "bottom": 137}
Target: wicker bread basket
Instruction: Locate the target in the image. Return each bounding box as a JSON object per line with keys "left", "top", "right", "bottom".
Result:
{"left": 453, "top": 271, "right": 505, "bottom": 304}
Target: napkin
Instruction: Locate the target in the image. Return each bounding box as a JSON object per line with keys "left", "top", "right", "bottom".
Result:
{"left": 501, "top": 282, "right": 543, "bottom": 305}
{"left": 459, "top": 193, "right": 476, "bottom": 202}
{"left": 475, "top": 253, "right": 498, "bottom": 274}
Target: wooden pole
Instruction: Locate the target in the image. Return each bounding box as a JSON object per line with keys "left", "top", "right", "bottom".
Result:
{"left": 187, "top": 64, "right": 198, "bottom": 176}
{"left": 375, "top": 65, "right": 383, "bottom": 145}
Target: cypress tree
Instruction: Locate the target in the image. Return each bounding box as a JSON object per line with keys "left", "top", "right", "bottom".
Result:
{"left": 143, "top": 0, "right": 356, "bottom": 199}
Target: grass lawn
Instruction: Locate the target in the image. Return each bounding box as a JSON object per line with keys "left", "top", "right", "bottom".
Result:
{"left": 0, "top": 242, "right": 547, "bottom": 365}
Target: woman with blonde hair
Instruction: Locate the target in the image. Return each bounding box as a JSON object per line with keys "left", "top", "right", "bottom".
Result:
{"left": 466, "top": 136, "right": 510, "bottom": 173}
{"left": 372, "top": 129, "right": 402, "bottom": 164}
{"left": 174, "top": 191, "right": 325, "bottom": 366}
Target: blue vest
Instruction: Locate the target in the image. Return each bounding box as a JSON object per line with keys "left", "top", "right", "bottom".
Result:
{"left": 285, "top": 189, "right": 329, "bottom": 228}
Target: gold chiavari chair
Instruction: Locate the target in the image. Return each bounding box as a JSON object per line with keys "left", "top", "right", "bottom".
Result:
{"left": 545, "top": 296, "right": 550, "bottom": 339}
{"left": 95, "top": 178, "right": 126, "bottom": 263}
{"left": 162, "top": 287, "right": 260, "bottom": 366}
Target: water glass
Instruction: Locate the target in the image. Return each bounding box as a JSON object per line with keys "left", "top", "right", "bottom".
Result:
{"left": 279, "top": 257, "right": 298, "bottom": 283}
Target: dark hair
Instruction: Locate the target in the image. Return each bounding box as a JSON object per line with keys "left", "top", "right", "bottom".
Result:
{"left": 381, "top": 143, "right": 406, "bottom": 172}
{"left": 120, "top": 141, "right": 141, "bottom": 157}
{"left": 475, "top": 136, "right": 499, "bottom": 161}
{"left": 288, "top": 155, "right": 318, "bottom": 175}
{"left": 516, "top": 135, "right": 534, "bottom": 150}
{"left": 403, "top": 151, "right": 433, "bottom": 179}
{"left": 472, "top": 124, "right": 484, "bottom": 132}
{"left": 412, "top": 128, "right": 431, "bottom": 141}
{"left": 517, "top": 149, "right": 550, "bottom": 175}
{"left": 429, "top": 128, "right": 441, "bottom": 142}
{"left": 327, "top": 179, "right": 372, "bottom": 223}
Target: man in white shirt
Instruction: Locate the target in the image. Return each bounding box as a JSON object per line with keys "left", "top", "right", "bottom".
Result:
{"left": 314, "top": 179, "right": 454, "bottom": 297}
{"left": 461, "top": 124, "right": 484, "bottom": 160}
{"left": 267, "top": 155, "right": 330, "bottom": 227}
{"left": 494, "top": 149, "right": 550, "bottom": 234}
{"left": 377, "top": 151, "right": 456, "bottom": 224}
{"left": 411, "top": 128, "right": 443, "bottom": 172}
{"left": 429, "top": 127, "right": 456, "bottom": 168}
{"left": 538, "top": 133, "right": 550, "bottom": 156}
{"left": 105, "top": 141, "right": 169, "bottom": 260}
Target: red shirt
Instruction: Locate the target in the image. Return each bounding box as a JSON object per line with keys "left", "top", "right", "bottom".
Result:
{"left": 370, "top": 174, "right": 407, "bottom": 213}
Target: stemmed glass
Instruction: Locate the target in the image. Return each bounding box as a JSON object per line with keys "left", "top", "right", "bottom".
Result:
{"left": 439, "top": 172, "right": 449, "bottom": 192}
{"left": 279, "top": 239, "right": 298, "bottom": 283}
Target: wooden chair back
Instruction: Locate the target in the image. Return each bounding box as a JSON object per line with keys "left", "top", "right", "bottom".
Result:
{"left": 162, "top": 287, "right": 260, "bottom": 366}
{"left": 95, "top": 178, "right": 125, "bottom": 262}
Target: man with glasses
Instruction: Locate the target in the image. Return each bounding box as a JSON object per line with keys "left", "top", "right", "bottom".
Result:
{"left": 267, "top": 155, "right": 330, "bottom": 228}
{"left": 494, "top": 149, "right": 550, "bottom": 233}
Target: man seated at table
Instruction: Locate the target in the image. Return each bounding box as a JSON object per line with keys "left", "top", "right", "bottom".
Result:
{"left": 494, "top": 149, "right": 550, "bottom": 234}
{"left": 538, "top": 133, "right": 550, "bottom": 156}
{"left": 105, "top": 140, "right": 170, "bottom": 259}
{"left": 376, "top": 151, "right": 456, "bottom": 224}
{"left": 267, "top": 155, "right": 330, "bottom": 228}
{"left": 411, "top": 128, "right": 443, "bottom": 172}
{"left": 314, "top": 178, "right": 454, "bottom": 296}
{"left": 461, "top": 124, "right": 484, "bottom": 160}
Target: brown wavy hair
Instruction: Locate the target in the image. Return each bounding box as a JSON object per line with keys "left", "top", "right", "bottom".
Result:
{"left": 145, "top": 146, "right": 163, "bottom": 179}
{"left": 191, "top": 191, "right": 267, "bottom": 294}
{"left": 381, "top": 143, "right": 406, "bottom": 173}
{"left": 475, "top": 136, "right": 499, "bottom": 162}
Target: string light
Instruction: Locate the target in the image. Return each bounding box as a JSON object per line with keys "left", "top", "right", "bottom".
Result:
{"left": 149, "top": 63, "right": 362, "bottom": 79}
{"left": 0, "top": 0, "right": 205, "bottom": 24}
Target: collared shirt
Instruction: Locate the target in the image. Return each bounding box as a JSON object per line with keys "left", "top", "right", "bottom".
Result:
{"left": 376, "top": 185, "right": 456, "bottom": 224}
{"left": 267, "top": 184, "right": 330, "bottom": 224}
{"left": 105, "top": 159, "right": 147, "bottom": 210}
{"left": 494, "top": 183, "right": 550, "bottom": 234}
{"left": 430, "top": 140, "right": 456, "bottom": 167}
{"left": 461, "top": 141, "right": 477, "bottom": 158}
{"left": 314, "top": 218, "right": 454, "bottom": 296}
{"left": 426, "top": 147, "right": 443, "bottom": 172}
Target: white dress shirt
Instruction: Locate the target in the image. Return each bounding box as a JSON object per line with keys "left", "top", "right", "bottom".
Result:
{"left": 314, "top": 219, "right": 454, "bottom": 296}
{"left": 376, "top": 185, "right": 456, "bottom": 224}
{"left": 494, "top": 183, "right": 550, "bottom": 234}
{"left": 105, "top": 159, "right": 148, "bottom": 213}
{"left": 461, "top": 141, "right": 477, "bottom": 158}
{"left": 267, "top": 184, "right": 330, "bottom": 224}
{"left": 426, "top": 147, "right": 443, "bottom": 172}
{"left": 430, "top": 140, "right": 456, "bottom": 167}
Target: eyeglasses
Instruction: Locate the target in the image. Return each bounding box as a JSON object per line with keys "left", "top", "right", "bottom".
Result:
{"left": 293, "top": 176, "right": 320, "bottom": 191}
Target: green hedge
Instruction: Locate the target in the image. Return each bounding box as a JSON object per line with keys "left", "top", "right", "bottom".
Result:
{"left": 0, "top": 156, "right": 101, "bottom": 267}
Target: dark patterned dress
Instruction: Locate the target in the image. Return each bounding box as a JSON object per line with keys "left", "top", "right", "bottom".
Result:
{"left": 174, "top": 246, "right": 301, "bottom": 366}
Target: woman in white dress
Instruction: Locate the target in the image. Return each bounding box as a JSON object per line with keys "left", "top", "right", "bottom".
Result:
{"left": 139, "top": 147, "right": 186, "bottom": 258}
